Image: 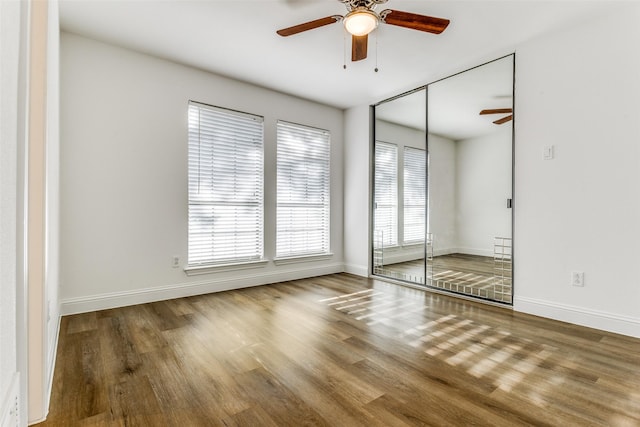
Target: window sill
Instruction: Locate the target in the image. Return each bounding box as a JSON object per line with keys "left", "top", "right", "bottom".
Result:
{"left": 184, "top": 259, "right": 268, "bottom": 276}
{"left": 273, "top": 253, "right": 334, "bottom": 265}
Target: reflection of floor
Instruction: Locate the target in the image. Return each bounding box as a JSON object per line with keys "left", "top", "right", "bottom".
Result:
{"left": 378, "top": 253, "right": 512, "bottom": 304}
{"left": 430, "top": 254, "right": 512, "bottom": 303}
{"left": 375, "top": 259, "right": 426, "bottom": 284}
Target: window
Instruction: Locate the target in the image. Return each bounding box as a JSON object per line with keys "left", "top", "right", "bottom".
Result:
{"left": 276, "top": 121, "right": 330, "bottom": 258}
{"left": 374, "top": 141, "right": 398, "bottom": 247}
{"left": 403, "top": 146, "right": 426, "bottom": 244}
{"left": 187, "top": 101, "right": 264, "bottom": 265}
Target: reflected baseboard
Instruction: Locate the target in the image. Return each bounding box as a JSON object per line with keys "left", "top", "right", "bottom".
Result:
{"left": 435, "top": 247, "right": 493, "bottom": 258}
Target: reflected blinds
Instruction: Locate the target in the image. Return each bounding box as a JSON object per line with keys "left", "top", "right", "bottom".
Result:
{"left": 403, "top": 146, "right": 426, "bottom": 244}
{"left": 187, "top": 101, "right": 264, "bottom": 265}
{"left": 276, "top": 121, "right": 331, "bottom": 258}
{"left": 374, "top": 141, "right": 398, "bottom": 247}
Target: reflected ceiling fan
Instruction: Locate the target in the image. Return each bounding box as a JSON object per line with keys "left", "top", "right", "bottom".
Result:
{"left": 479, "top": 108, "right": 513, "bottom": 125}
{"left": 276, "top": 0, "right": 450, "bottom": 62}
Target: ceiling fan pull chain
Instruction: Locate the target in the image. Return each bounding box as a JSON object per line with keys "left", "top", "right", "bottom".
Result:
{"left": 343, "top": 30, "right": 347, "bottom": 69}
{"left": 374, "top": 30, "right": 379, "bottom": 72}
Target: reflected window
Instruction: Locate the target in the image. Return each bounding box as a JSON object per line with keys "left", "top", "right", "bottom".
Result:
{"left": 403, "top": 147, "right": 426, "bottom": 244}
{"left": 374, "top": 141, "right": 398, "bottom": 248}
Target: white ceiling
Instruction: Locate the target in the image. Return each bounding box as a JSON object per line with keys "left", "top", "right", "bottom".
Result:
{"left": 59, "top": 1, "right": 620, "bottom": 110}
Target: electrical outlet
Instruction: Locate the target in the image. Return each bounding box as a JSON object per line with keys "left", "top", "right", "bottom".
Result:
{"left": 571, "top": 271, "right": 584, "bottom": 287}
{"left": 172, "top": 256, "right": 180, "bottom": 268}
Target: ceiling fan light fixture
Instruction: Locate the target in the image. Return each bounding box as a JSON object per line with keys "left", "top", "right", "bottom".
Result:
{"left": 344, "top": 9, "right": 379, "bottom": 36}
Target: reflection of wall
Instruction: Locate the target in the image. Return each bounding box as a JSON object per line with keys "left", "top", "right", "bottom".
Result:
{"left": 376, "top": 120, "right": 424, "bottom": 149}
{"left": 456, "top": 125, "right": 512, "bottom": 256}
{"left": 427, "top": 134, "right": 457, "bottom": 255}
{"left": 379, "top": 124, "right": 511, "bottom": 259}
{"left": 375, "top": 120, "right": 425, "bottom": 263}
{"left": 428, "top": 128, "right": 511, "bottom": 257}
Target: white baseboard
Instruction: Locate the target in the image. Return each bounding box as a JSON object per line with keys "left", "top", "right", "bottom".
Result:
{"left": 43, "top": 313, "right": 61, "bottom": 421}
{"left": 61, "top": 263, "right": 345, "bottom": 315}
{"left": 1, "top": 372, "right": 19, "bottom": 427}
{"left": 344, "top": 263, "right": 368, "bottom": 277}
{"left": 514, "top": 296, "right": 640, "bottom": 339}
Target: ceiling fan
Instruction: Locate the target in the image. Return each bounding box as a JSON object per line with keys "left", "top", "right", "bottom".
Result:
{"left": 479, "top": 108, "right": 513, "bottom": 125}
{"left": 276, "top": 0, "right": 450, "bottom": 62}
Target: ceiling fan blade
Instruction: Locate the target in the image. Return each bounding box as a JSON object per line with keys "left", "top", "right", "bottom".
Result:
{"left": 352, "top": 34, "right": 368, "bottom": 61}
{"left": 276, "top": 15, "right": 342, "bottom": 36}
{"left": 493, "top": 115, "right": 513, "bottom": 125}
{"left": 480, "top": 108, "right": 513, "bottom": 115}
{"left": 380, "top": 10, "right": 450, "bottom": 34}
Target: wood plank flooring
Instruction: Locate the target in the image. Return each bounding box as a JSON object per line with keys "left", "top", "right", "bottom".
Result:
{"left": 37, "top": 273, "right": 640, "bottom": 426}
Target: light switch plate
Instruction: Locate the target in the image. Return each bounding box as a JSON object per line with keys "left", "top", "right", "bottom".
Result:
{"left": 544, "top": 145, "right": 554, "bottom": 160}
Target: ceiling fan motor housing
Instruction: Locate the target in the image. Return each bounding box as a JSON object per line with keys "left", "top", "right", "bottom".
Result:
{"left": 340, "top": 0, "right": 389, "bottom": 12}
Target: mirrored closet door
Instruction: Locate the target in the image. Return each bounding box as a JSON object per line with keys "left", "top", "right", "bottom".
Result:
{"left": 373, "top": 88, "right": 427, "bottom": 284}
{"left": 372, "top": 55, "right": 514, "bottom": 305}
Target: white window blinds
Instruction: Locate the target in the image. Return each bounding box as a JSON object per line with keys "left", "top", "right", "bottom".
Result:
{"left": 276, "top": 121, "right": 330, "bottom": 258}
{"left": 374, "top": 141, "right": 398, "bottom": 248}
{"left": 403, "top": 146, "right": 426, "bottom": 244}
{"left": 187, "top": 101, "right": 264, "bottom": 265}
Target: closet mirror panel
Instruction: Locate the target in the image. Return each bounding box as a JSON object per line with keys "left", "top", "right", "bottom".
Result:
{"left": 371, "top": 55, "right": 514, "bottom": 304}
{"left": 373, "top": 88, "right": 427, "bottom": 285}
{"left": 427, "top": 55, "right": 514, "bottom": 303}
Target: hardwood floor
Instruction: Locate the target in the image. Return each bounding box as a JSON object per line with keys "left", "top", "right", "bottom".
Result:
{"left": 37, "top": 273, "right": 640, "bottom": 426}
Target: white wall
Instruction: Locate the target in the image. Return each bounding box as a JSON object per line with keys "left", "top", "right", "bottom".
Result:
{"left": 456, "top": 125, "right": 512, "bottom": 256}
{"left": 343, "top": 105, "right": 370, "bottom": 276}
{"left": 514, "top": 4, "right": 640, "bottom": 337}
{"left": 0, "top": 0, "right": 22, "bottom": 424}
{"left": 60, "top": 33, "right": 344, "bottom": 313}
{"left": 1, "top": 0, "right": 61, "bottom": 424}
